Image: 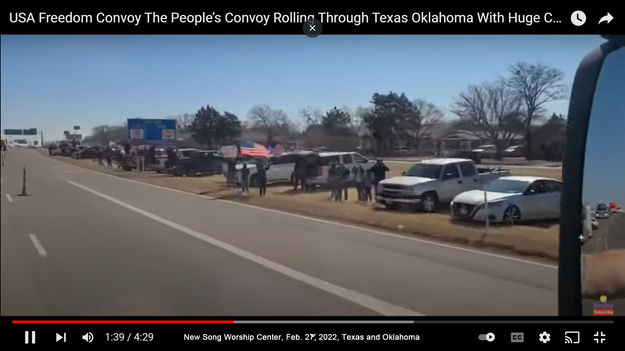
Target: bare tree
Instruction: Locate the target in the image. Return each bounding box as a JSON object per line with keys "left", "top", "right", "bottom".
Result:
{"left": 506, "top": 62, "right": 566, "bottom": 158}
{"left": 84, "top": 124, "right": 127, "bottom": 145}
{"left": 452, "top": 81, "right": 524, "bottom": 159}
{"left": 299, "top": 106, "right": 322, "bottom": 127}
{"left": 411, "top": 99, "right": 444, "bottom": 149}
{"left": 174, "top": 113, "right": 195, "bottom": 133}
{"left": 248, "top": 105, "right": 291, "bottom": 143}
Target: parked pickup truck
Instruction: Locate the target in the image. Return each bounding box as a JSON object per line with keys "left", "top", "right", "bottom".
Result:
{"left": 376, "top": 158, "right": 509, "bottom": 212}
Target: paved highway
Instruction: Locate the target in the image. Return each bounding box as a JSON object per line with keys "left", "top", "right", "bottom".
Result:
{"left": 1, "top": 149, "right": 557, "bottom": 316}
{"left": 583, "top": 212, "right": 625, "bottom": 254}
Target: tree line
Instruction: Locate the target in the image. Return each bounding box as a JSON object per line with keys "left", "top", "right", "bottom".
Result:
{"left": 84, "top": 62, "right": 565, "bottom": 159}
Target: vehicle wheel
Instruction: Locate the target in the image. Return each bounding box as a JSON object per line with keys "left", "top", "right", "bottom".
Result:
{"left": 502, "top": 205, "right": 521, "bottom": 225}
{"left": 249, "top": 174, "right": 259, "bottom": 188}
{"left": 421, "top": 192, "right": 438, "bottom": 212}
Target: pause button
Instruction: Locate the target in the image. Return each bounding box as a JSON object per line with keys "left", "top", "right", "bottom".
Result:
{"left": 25, "top": 331, "right": 36, "bottom": 344}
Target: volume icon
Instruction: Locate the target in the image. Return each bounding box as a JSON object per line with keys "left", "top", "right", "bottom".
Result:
{"left": 82, "top": 332, "right": 94, "bottom": 343}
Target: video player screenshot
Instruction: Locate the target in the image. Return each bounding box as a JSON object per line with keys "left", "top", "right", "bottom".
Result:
{"left": 1, "top": 5, "right": 623, "bottom": 349}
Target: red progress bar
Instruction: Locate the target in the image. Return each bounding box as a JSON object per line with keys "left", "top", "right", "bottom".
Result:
{"left": 12, "top": 320, "right": 234, "bottom": 324}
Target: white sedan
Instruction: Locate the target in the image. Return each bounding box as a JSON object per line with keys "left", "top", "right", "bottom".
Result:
{"left": 450, "top": 176, "right": 561, "bottom": 224}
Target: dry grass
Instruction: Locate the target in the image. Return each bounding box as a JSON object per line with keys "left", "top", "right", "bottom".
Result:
{"left": 583, "top": 249, "right": 625, "bottom": 299}
{"left": 50, "top": 153, "right": 560, "bottom": 260}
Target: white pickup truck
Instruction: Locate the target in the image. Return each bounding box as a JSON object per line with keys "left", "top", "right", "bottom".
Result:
{"left": 376, "top": 158, "right": 509, "bottom": 212}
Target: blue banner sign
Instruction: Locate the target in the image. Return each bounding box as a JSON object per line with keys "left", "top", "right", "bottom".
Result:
{"left": 127, "top": 118, "right": 176, "bottom": 142}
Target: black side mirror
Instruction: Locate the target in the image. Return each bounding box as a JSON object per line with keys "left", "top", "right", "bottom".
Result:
{"left": 560, "top": 37, "right": 625, "bottom": 316}
{"left": 402, "top": 171, "right": 406, "bottom": 176}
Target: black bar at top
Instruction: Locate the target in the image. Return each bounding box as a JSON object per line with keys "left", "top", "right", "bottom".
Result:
{"left": 1, "top": 6, "right": 623, "bottom": 34}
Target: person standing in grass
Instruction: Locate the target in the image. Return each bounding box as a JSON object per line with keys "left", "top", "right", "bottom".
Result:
{"left": 97, "top": 149, "right": 104, "bottom": 166}
{"left": 352, "top": 164, "right": 365, "bottom": 201}
{"left": 240, "top": 163, "right": 250, "bottom": 193}
{"left": 227, "top": 159, "right": 237, "bottom": 188}
{"left": 335, "top": 163, "right": 349, "bottom": 202}
{"left": 363, "top": 168, "right": 375, "bottom": 202}
{"left": 106, "top": 148, "right": 113, "bottom": 168}
{"left": 256, "top": 161, "right": 268, "bottom": 196}
{"left": 370, "top": 159, "right": 390, "bottom": 191}
{"left": 328, "top": 162, "right": 338, "bottom": 200}
{"left": 293, "top": 157, "right": 302, "bottom": 191}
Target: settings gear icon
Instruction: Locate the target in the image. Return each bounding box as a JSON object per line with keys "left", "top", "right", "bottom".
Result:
{"left": 539, "top": 331, "right": 551, "bottom": 343}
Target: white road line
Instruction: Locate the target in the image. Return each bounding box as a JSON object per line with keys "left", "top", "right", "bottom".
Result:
{"left": 49, "top": 155, "right": 557, "bottom": 269}
{"left": 5, "top": 194, "right": 13, "bottom": 202}
{"left": 66, "top": 180, "right": 420, "bottom": 316}
{"left": 219, "top": 199, "right": 559, "bottom": 270}
{"left": 28, "top": 234, "right": 47, "bottom": 257}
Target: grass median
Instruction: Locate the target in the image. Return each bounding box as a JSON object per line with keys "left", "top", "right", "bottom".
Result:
{"left": 49, "top": 153, "right": 560, "bottom": 260}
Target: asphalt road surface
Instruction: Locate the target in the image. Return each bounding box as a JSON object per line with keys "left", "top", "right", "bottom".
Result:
{"left": 1, "top": 149, "right": 557, "bottom": 316}
{"left": 583, "top": 212, "right": 625, "bottom": 254}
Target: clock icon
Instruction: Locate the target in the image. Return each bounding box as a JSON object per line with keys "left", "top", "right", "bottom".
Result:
{"left": 571, "top": 10, "right": 586, "bottom": 26}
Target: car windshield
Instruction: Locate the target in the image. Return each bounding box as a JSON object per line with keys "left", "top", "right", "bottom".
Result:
{"left": 405, "top": 164, "right": 442, "bottom": 178}
{"left": 597, "top": 204, "right": 608, "bottom": 211}
{"left": 484, "top": 179, "right": 531, "bottom": 193}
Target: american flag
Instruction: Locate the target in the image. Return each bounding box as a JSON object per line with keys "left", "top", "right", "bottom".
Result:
{"left": 239, "top": 141, "right": 269, "bottom": 158}
{"left": 269, "top": 144, "right": 284, "bottom": 157}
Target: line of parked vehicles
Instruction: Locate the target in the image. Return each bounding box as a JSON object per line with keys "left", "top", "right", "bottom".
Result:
{"left": 226, "top": 150, "right": 563, "bottom": 226}
{"left": 47, "top": 140, "right": 564, "bottom": 226}
{"left": 48, "top": 141, "right": 617, "bottom": 231}
{"left": 48, "top": 142, "right": 225, "bottom": 175}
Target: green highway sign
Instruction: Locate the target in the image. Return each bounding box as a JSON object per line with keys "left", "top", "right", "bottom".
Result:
{"left": 3, "top": 128, "right": 37, "bottom": 135}
{"left": 4, "top": 129, "right": 23, "bottom": 135}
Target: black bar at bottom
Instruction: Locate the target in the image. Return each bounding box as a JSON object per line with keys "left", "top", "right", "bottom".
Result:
{"left": 3, "top": 317, "right": 622, "bottom": 348}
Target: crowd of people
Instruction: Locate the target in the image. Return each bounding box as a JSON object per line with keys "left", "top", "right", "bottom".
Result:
{"left": 225, "top": 155, "right": 391, "bottom": 203}
{"left": 226, "top": 159, "right": 269, "bottom": 197}
{"left": 87, "top": 144, "right": 181, "bottom": 172}
{"left": 327, "top": 159, "right": 389, "bottom": 202}
{"left": 70, "top": 142, "right": 393, "bottom": 203}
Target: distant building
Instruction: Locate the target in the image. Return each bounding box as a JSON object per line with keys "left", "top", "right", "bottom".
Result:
{"left": 357, "top": 122, "right": 523, "bottom": 156}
